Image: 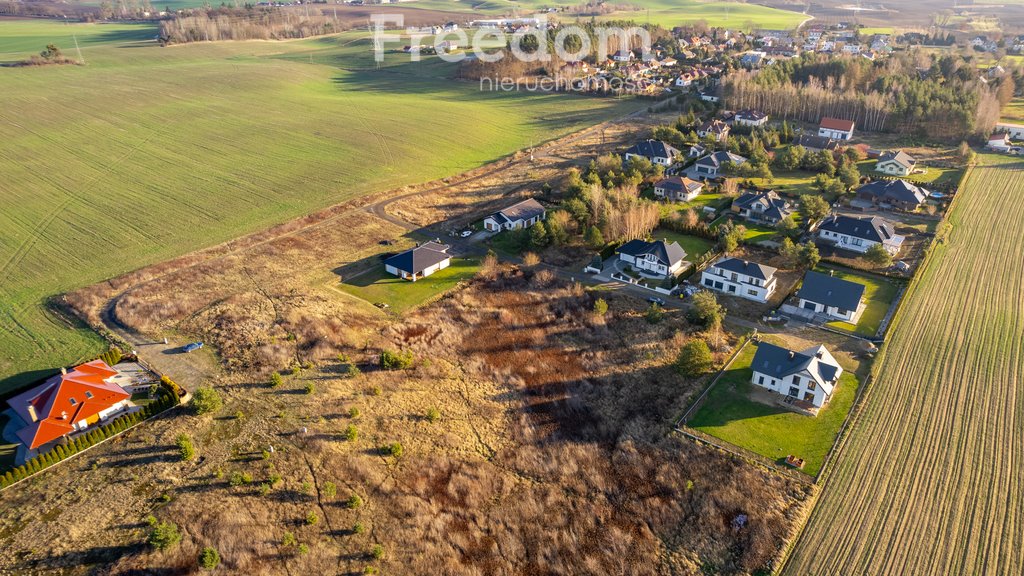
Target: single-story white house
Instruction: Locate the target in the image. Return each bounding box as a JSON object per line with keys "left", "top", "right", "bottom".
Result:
{"left": 483, "top": 198, "right": 546, "bottom": 232}
{"left": 653, "top": 176, "right": 704, "bottom": 202}
{"left": 700, "top": 257, "right": 777, "bottom": 303}
{"left": 693, "top": 151, "right": 747, "bottom": 178}
{"left": 817, "top": 214, "right": 903, "bottom": 255}
{"left": 796, "top": 270, "right": 866, "bottom": 323}
{"left": 750, "top": 342, "right": 843, "bottom": 409}
{"left": 875, "top": 150, "right": 916, "bottom": 176}
{"left": 818, "top": 117, "right": 855, "bottom": 141}
{"left": 987, "top": 133, "right": 1013, "bottom": 152}
{"left": 624, "top": 139, "right": 681, "bottom": 167}
{"left": 384, "top": 241, "right": 451, "bottom": 281}
{"left": 617, "top": 239, "right": 687, "bottom": 277}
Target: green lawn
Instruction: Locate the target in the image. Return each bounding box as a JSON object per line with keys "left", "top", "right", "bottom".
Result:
{"left": 646, "top": 191, "right": 730, "bottom": 219}
{"left": 0, "top": 20, "right": 638, "bottom": 392}
{"left": 768, "top": 170, "right": 820, "bottom": 197}
{"left": 855, "top": 159, "right": 964, "bottom": 188}
{"left": 651, "top": 228, "right": 715, "bottom": 260}
{"left": 337, "top": 258, "right": 480, "bottom": 313}
{"left": 709, "top": 215, "right": 778, "bottom": 243}
{"left": 689, "top": 340, "right": 860, "bottom": 476}
{"left": 817, "top": 266, "right": 900, "bottom": 337}
{"left": 1001, "top": 97, "right": 1024, "bottom": 125}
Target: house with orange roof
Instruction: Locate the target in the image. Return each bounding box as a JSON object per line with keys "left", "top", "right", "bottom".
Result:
{"left": 6, "top": 359, "right": 132, "bottom": 451}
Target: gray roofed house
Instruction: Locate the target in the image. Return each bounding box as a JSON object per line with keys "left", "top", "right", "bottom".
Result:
{"left": 818, "top": 214, "right": 904, "bottom": 255}
{"left": 796, "top": 134, "right": 839, "bottom": 152}
{"left": 701, "top": 257, "right": 778, "bottom": 303}
{"left": 693, "top": 151, "right": 747, "bottom": 178}
{"left": 733, "top": 109, "right": 769, "bottom": 127}
{"left": 384, "top": 241, "right": 452, "bottom": 281}
{"left": 653, "top": 176, "right": 704, "bottom": 202}
{"left": 875, "top": 150, "right": 917, "bottom": 176}
{"left": 732, "top": 190, "right": 793, "bottom": 224}
{"left": 750, "top": 342, "right": 844, "bottom": 409}
{"left": 712, "top": 257, "right": 777, "bottom": 281}
{"left": 856, "top": 179, "right": 927, "bottom": 211}
{"left": 624, "top": 139, "right": 681, "bottom": 167}
{"left": 616, "top": 239, "right": 688, "bottom": 277}
{"left": 483, "top": 198, "right": 547, "bottom": 232}
{"left": 796, "top": 270, "right": 866, "bottom": 323}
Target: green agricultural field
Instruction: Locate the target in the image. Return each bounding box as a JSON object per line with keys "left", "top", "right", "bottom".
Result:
{"left": 813, "top": 266, "right": 899, "bottom": 337}
{"left": 651, "top": 228, "right": 715, "bottom": 260}
{"left": 689, "top": 338, "right": 861, "bottom": 476}
{"left": 0, "top": 19, "right": 639, "bottom": 393}
{"left": 0, "top": 19, "right": 154, "bottom": 60}
{"left": 785, "top": 154, "right": 1024, "bottom": 574}
{"left": 403, "top": 0, "right": 809, "bottom": 30}
{"left": 337, "top": 258, "right": 480, "bottom": 313}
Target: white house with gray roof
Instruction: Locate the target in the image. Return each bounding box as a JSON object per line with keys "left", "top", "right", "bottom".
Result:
{"left": 750, "top": 342, "right": 843, "bottom": 409}
{"left": 796, "top": 270, "right": 866, "bottom": 322}
{"left": 384, "top": 241, "right": 451, "bottom": 281}
{"left": 483, "top": 198, "right": 546, "bottom": 232}
{"left": 617, "top": 239, "right": 687, "bottom": 277}
{"left": 818, "top": 214, "right": 903, "bottom": 255}
{"left": 875, "top": 150, "right": 916, "bottom": 176}
{"left": 700, "top": 257, "right": 777, "bottom": 303}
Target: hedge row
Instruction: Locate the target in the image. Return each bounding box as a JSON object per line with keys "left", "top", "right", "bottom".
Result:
{"left": 0, "top": 389, "right": 178, "bottom": 490}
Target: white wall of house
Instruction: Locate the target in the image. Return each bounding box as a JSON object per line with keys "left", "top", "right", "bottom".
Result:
{"left": 483, "top": 216, "right": 502, "bottom": 231}
{"left": 735, "top": 117, "right": 768, "bottom": 127}
{"left": 751, "top": 369, "right": 830, "bottom": 407}
{"left": 996, "top": 123, "right": 1024, "bottom": 139}
{"left": 700, "top": 268, "right": 775, "bottom": 303}
{"left": 875, "top": 160, "right": 911, "bottom": 176}
{"left": 626, "top": 152, "right": 672, "bottom": 166}
{"left": 819, "top": 127, "right": 854, "bottom": 140}
{"left": 798, "top": 298, "right": 858, "bottom": 322}
{"left": 818, "top": 229, "right": 875, "bottom": 253}
{"left": 385, "top": 258, "right": 451, "bottom": 282}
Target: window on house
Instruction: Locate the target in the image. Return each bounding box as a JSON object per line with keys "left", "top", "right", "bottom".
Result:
{"left": 748, "top": 289, "right": 758, "bottom": 296}
{"left": 788, "top": 386, "right": 799, "bottom": 397}
{"left": 758, "top": 375, "right": 765, "bottom": 385}
{"left": 85, "top": 391, "right": 94, "bottom": 399}
{"left": 807, "top": 382, "right": 816, "bottom": 390}
{"left": 69, "top": 397, "right": 77, "bottom": 406}
{"left": 705, "top": 278, "right": 714, "bottom": 287}
{"left": 837, "top": 308, "right": 848, "bottom": 316}
{"left": 792, "top": 375, "right": 800, "bottom": 384}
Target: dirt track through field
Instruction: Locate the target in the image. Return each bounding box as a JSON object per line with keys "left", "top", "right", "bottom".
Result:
{"left": 784, "top": 156, "right": 1024, "bottom": 574}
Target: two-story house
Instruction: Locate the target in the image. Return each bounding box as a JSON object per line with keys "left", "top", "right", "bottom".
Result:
{"left": 700, "top": 257, "right": 778, "bottom": 303}
{"left": 818, "top": 117, "right": 855, "bottom": 140}
{"left": 617, "top": 239, "right": 687, "bottom": 277}
{"left": 750, "top": 342, "right": 843, "bottom": 409}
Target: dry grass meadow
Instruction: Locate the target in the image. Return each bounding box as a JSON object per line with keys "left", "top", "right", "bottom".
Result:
{"left": 1, "top": 267, "right": 811, "bottom": 575}
{"left": 784, "top": 154, "right": 1024, "bottom": 575}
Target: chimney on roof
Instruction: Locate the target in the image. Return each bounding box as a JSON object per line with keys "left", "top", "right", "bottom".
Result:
{"left": 788, "top": 351, "right": 795, "bottom": 360}
{"left": 60, "top": 367, "right": 67, "bottom": 375}
{"left": 26, "top": 404, "right": 38, "bottom": 423}
{"left": 829, "top": 270, "right": 834, "bottom": 277}
{"left": 816, "top": 351, "right": 824, "bottom": 359}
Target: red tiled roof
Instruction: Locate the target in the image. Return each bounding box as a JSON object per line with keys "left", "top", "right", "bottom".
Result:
{"left": 7, "top": 360, "right": 130, "bottom": 449}
{"left": 820, "top": 117, "right": 855, "bottom": 131}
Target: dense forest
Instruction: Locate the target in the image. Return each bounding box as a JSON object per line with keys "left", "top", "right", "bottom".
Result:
{"left": 158, "top": 7, "right": 345, "bottom": 44}
{"left": 723, "top": 51, "right": 1019, "bottom": 141}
